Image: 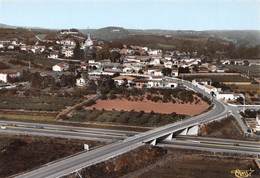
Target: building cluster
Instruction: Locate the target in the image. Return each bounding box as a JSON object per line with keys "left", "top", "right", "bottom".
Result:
{"left": 191, "top": 79, "right": 243, "bottom": 102}
{"left": 0, "top": 30, "right": 257, "bottom": 105}
{"left": 0, "top": 31, "right": 95, "bottom": 59}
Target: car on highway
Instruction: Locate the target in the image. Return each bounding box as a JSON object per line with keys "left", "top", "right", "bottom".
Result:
{"left": 0, "top": 125, "right": 7, "bottom": 129}
{"left": 35, "top": 125, "right": 44, "bottom": 129}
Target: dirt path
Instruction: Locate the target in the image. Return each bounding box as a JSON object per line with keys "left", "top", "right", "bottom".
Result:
{"left": 56, "top": 94, "right": 98, "bottom": 120}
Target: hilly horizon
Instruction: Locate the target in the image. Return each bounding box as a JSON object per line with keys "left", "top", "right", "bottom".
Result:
{"left": 1, "top": 23, "right": 260, "bottom": 47}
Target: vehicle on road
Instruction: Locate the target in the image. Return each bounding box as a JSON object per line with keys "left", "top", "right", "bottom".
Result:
{"left": 0, "top": 125, "right": 7, "bottom": 129}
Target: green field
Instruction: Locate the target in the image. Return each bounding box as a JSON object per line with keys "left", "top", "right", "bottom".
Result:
{"left": 69, "top": 109, "right": 186, "bottom": 127}
{"left": 0, "top": 96, "right": 81, "bottom": 111}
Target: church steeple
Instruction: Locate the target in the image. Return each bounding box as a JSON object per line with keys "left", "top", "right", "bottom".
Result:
{"left": 84, "top": 33, "right": 93, "bottom": 48}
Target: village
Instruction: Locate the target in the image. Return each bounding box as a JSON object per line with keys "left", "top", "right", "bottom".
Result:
{"left": 0, "top": 28, "right": 259, "bottom": 133}
{"left": 1, "top": 0, "right": 260, "bottom": 177}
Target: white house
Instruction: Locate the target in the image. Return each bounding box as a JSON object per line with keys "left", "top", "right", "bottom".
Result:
{"left": 149, "top": 58, "right": 161, "bottom": 66}
{"left": 216, "top": 93, "right": 242, "bottom": 102}
{"left": 59, "top": 39, "right": 76, "bottom": 47}
{"left": 0, "top": 73, "right": 8, "bottom": 83}
{"left": 123, "top": 67, "right": 134, "bottom": 73}
{"left": 171, "top": 68, "right": 178, "bottom": 77}
{"left": 112, "top": 75, "right": 136, "bottom": 86}
{"left": 148, "top": 49, "right": 162, "bottom": 56}
{"left": 52, "top": 62, "right": 69, "bottom": 72}
{"left": 124, "top": 56, "right": 141, "bottom": 63}
{"left": 192, "top": 80, "right": 218, "bottom": 95}
{"left": 147, "top": 76, "right": 177, "bottom": 89}
{"left": 147, "top": 68, "right": 163, "bottom": 77}
{"left": 89, "top": 60, "right": 101, "bottom": 69}
{"left": 164, "top": 61, "right": 173, "bottom": 68}
{"left": 76, "top": 77, "right": 87, "bottom": 87}
{"left": 48, "top": 51, "right": 59, "bottom": 59}
{"left": 222, "top": 60, "right": 231, "bottom": 65}
{"left": 62, "top": 49, "right": 74, "bottom": 58}
{"left": 0, "top": 72, "right": 21, "bottom": 83}
{"left": 7, "top": 45, "right": 15, "bottom": 50}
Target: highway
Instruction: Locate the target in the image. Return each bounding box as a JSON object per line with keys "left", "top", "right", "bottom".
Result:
{"left": 0, "top": 120, "right": 137, "bottom": 142}
{"left": 15, "top": 98, "right": 228, "bottom": 178}
{"left": 15, "top": 77, "right": 256, "bottom": 178}
{"left": 159, "top": 136, "right": 260, "bottom": 155}
{"left": 175, "top": 135, "right": 260, "bottom": 147}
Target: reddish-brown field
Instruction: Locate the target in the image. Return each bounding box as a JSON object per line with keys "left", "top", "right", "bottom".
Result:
{"left": 87, "top": 99, "right": 209, "bottom": 116}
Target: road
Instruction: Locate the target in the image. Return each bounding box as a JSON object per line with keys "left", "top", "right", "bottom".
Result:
{"left": 228, "top": 105, "right": 249, "bottom": 134}
{"left": 169, "top": 77, "right": 251, "bottom": 135}
{"left": 56, "top": 94, "right": 100, "bottom": 120}
{"left": 175, "top": 135, "right": 260, "bottom": 147}
{"left": 16, "top": 77, "right": 253, "bottom": 178}
{"left": 0, "top": 120, "right": 137, "bottom": 142}
{"left": 15, "top": 98, "right": 228, "bottom": 178}
{"left": 159, "top": 136, "right": 260, "bottom": 155}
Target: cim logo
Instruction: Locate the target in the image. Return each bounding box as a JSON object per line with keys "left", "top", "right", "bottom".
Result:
{"left": 231, "top": 169, "right": 255, "bottom": 178}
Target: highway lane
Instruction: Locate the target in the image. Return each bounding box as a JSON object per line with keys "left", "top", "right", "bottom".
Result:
{"left": 175, "top": 135, "right": 260, "bottom": 148}
{"left": 0, "top": 126, "right": 127, "bottom": 143}
{"left": 15, "top": 99, "right": 228, "bottom": 178}
{"left": 0, "top": 120, "right": 139, "bottom": 136}
{"left": 159, "top": 139, "right": 260, "bottom": 155}
{"left": 15, "top": 78, "right": 239, "bottom": 178}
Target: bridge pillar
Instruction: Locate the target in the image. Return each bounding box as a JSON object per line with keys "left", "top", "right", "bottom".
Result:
{"left": 179, "top": 128, "right": 188, "bottom": 135}
{"left": 187, "top": 125, "right": 199, "bottom": 135}
{"left": 165, "top": 133, "right": 173, "bottom": 141}
{"left": 150, "top": 139, "right": 157, "bottom": 146}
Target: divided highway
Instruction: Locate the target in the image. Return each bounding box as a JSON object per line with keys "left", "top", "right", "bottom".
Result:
{"left": 15, "top": 98, "right": 228, "bottom": 178}
{"left": 0, "top": 120, "right": 137, "bottom": 142}
{"left": 13, "top": 78, "right": 255, "bottom": 178}
{"left": 159, "top": 136, "right": 260, "bottom": 155}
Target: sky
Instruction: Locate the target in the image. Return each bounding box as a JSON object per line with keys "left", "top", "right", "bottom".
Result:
{"left": 0, "top": 0, "right": 260, "bottom": 30}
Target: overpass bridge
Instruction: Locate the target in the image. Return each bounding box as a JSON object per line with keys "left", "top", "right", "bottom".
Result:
{"left": 15, "top": 77, "right": 252, "bottom": 178}
{"left": 15, "top": 98, "right": 228, "bottom": 178}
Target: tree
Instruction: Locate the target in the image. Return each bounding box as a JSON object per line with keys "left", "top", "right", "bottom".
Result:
{"left": 73, "top": 42, "right": 84, "bottom": 59}
{"left": 59, "top": 74, "right": 76, "bottom": 87}
{"left": 87, "top": 80, "right": 97, "bottom": 92}
{"left": 178, "top": 67, "right": 190, "bottom": 74}
{"left": 96, "top": 48, "right": 110, "bottom": 60}
{"left": 243, "top": 60, "right": 249, "bottom": 66}
{"left": 99, "top": 77, "right": 116, "bottom": 95}
{"left": 162, "top": 68, "right": 172, "bottom": 76}
{"left": 110, "top": 51, "right": 121, "bottom": 62}
{"left": 138, "top": 69, "right": 144, "bottom": 74}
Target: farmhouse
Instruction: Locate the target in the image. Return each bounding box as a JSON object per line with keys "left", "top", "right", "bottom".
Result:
{"left": 133, "top": 78, "right": 148, "bottom": 88}
{"left": 147, "top": 66, "right": 163, "bottom": 76}
{"left": 192, "top": 79, "right": 218, "bottom": 95}
{"left": 0, "top": 71, "right": 21, "bottom": 83}
{"left": 147, "top": 76, "right": 178, "bottom": 89}
{"left": 216, "top": 93, "right": 242, "bottom": 102}
{"left": 52, "top": 62, "right": 69, "bottom": 72}
{"left": 76, "top": 77, "right": 87, "bottom": 87}
{"left": 48, "top": 51, "right": 59, "bottom": 59}
{"left": 113, "top": 75, "right": 136, "bottom": 86}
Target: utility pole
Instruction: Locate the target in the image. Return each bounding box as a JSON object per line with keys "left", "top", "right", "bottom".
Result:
{"left": 28, "top": 61, "right": 31, "bottom": 70}
{"left": 243, "top": 96, "right": 246, "bottom": 113}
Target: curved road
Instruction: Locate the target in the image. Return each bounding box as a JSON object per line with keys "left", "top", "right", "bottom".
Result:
{"left": 15, "top": 81, "right": 229, "bottom": 178}
{"left": 16, "top": 101, "right": 227, "bottom": 178}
